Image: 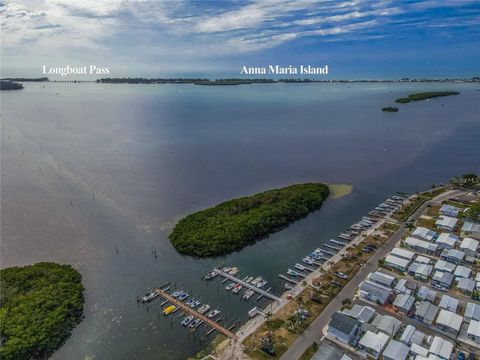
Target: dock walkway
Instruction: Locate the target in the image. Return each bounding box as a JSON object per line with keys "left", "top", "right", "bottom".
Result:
{"left": 213, "top": 269, "right": 284, "bottom": 303}
{"left": 154, "top": 288, "right": 237, "bottom": 339}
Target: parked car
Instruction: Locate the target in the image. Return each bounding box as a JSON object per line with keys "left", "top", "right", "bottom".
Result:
{"left": 335, "top": 272, "right": 348, "bottom": 280}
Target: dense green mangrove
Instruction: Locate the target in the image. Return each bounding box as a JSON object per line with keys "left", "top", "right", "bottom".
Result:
{"left": 395, "top": 91, "right": 459, "bottom": 103}
{"left": 0, "top": 262, "right": 84, "bottom": 360}
{"left": 169, "top": 183, "right": 330, "bottom": 257}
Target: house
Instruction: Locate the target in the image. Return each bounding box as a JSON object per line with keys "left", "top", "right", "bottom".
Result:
{"left": 434, "top": 233, "right": 459, "bottom": 249}
{"left": 373, "top": 314, "right": 402, "bottom": 336}
{"left": 367, "top": 271, "right": 397, "bottom": 288}
{"left": 415, "top": 301, "right": 438, "bottom": 325}
{"left": 462, "top": 221, "right": 480, "bottom": 240}
{"left": 440, "top": 248, "right": 465, "bottom": 264}
{"left": 459, "top": 237, "right": 479, "bottom": 257}
{"left": 391, "top": 247, "right": 416, "bottom": 261}
{"left": 384, "top": 255, "right": 410, "bottom": 272}
{"left": 457, "top": 277, "right": 476, "bottom": 296}
{"left": 393, "top": 293, "right": 415, "bottom": 314}
{"left": 358, "top": 331, "right": 389, "bottom": 359}
{"left": 453, "top": 265, "right": 472, "bottom": 280}
{"left": 464, "top": 302, "right": 480, "bottom": 322}
{"left": 327, "top": 312, "right": 360, "bottom": 345}
{"left": 414, "top": 255, "right": 432, "bottom": 264}
{"left": 435, "top": 216, "right": 458, "bottom": 231}
{"left": 358, "top": 280, "right": 392, "bottom": 305}
{"left": 399, "top": 324, "right": 416, "bottom": 345}
{"left": 404, "top": 237, "right": 439, "bottom": 255}
{"left": 432, "top": 271, "right": 454, "bottom": 290}
{"left": 342, "top": 304, "right": 375, "bottom": 323}
{"left": 394, "top": 278, "right": 417, "bottom": 295}
{"left": 382, "top": 339, "right": 410, "bottom": 360}
{"left": 438, "top": 294, "right": 459, "bottom": 312}
{"left": 409, "top": 343, "right": 429, "bottom": 358}
{"left": 408, "top": 262, "right": 433, "bottom": 281}
{"left": 435, "top": 309, "right": 463, "bottom": 334}
{"left": 428, "top": 336, "right": 454, "bottom": 360}
{"left": 433, "top": 259, "right": 456, "bottom": 273}
{"left": 439, "top": 204, "right": 460, "bottom": 217}
{"left": 417, "top": 285, "right": 437, "bottom": 302}
{"left": 467, "top": 320, "right": 480, "bottom": 344}
{"left": 412, "top": 226, "right": 437, "bottom": 242}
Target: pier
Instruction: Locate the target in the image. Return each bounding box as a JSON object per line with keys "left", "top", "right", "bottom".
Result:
{"left": 213, "top": 269, "right": 283, "bottom": 303}
{"left": 330, "top": 239, "right": 347, "bottom": 246}
{"left": 323, "top": 244, "right": 341, "bottom": 251}
{"left": 278, "top": 274, "right": 298, "bottom": 284}
{"left": 154, "top": 288, "right": 237, "bottom": 339}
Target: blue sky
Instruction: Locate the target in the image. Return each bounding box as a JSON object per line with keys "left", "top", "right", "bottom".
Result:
{"left": 1, "top": 0, "right": 479, "bottom": 78}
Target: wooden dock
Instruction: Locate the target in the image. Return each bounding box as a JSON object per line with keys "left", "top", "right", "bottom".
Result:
{"left": 154, "top": 288, "right": 237, "bottom": 339}
{"left": 213, "top": 269, "right": 284, "bottom": 303}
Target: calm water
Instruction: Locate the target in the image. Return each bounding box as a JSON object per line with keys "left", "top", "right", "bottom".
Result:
{"left": 1, "top": 82, "right": 479, "bottom": 359}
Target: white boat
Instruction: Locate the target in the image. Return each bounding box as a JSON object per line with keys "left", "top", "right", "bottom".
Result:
{"left": 171, "top": 290, "right": 181, "bottom": 298}
{"left": 229, "top": 267, "right": 239, "bottom": 275}
{"left": 198, "top": 304, "right": 211, "bottom": 314}
{"left": 257, "top": 280, "right": 267, "bottom": 288}
{"left": 207, "top": 309, "right": 221, "bottom": 318}
{"left": 246, "top": 277, "right": 254, "bottom": 283}
{"left": 251, "top": 277, "right": 261, "bottom": 286}
{"left": 302, "top": 257, "right": 315, "bottom": 265}
{"left": 141, "top": 291, "right": 158, "bottom": 303}
{"left": 243, "top": 290, "right": 254, "bottom": 300}
{"left": 189, "top": 318, "right": 202, "bottom": 328}
{"left": 232, "top": 284, "right": 242, "bottom": 294}
{"left": 222, "top": 267, "right": 232, "bottom": 273}
{"left": 294, "top": 263, "right": 306, "bottom": 271}
{"left": 204, "top": 271, "right": 217, "bottom": 280}
{"left": 225, "top": 282, "right": 236, "bottom": 291}
{"left": 182, "top": 315, "right": 194, "bottom": 326}
{"left": 192, "top": 300, "right": 201, "bottom": 308}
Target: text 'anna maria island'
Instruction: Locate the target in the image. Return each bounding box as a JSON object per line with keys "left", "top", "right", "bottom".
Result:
{"left": 169, "top": 183, "right": 330, "bottom": 257}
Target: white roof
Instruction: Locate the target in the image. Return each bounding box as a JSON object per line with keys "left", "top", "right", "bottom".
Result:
{"left": 409, "top": 263, "right": 433, "bottom": 277}
{"left": 442, "top": 248, "right": 465, "bottom": 261}
{"left": 429, "top": 336, "right": 454, "bottom": 359}
{"left": 454, "top": 265, "right": 472, "bottom": 279}
{"left": 368, "top": 271, "right": 396, "bottom": 287}
{"left": 467, "top": 320, "right": 480, "bottom": 337}
{"left": 435, "top": 309, "right": 463, "bottom": 332}
{"left": 438, "top": 295, "right": 459, "bottom": 312}
{"left": 435, "top": 216, "right": 458, "bottom": 229}
{"left": 462, "top": 221, "right": 480, "bottom": 233}
{"left": 385, "top": 254, "right": 410, "bottom": 269}
{"left": 393, "top": 293, "right": 415, "bottom": 310}
{"left": 476, "top": 272, "right": 480, "bottom": 282}
{"left": 465, "top": 302, "right": 480, "bottom": 321}
{"left": 343, "top": 304, "right": 375, "bottom": 323}
{"left": 383, "top": 339, "right": 409, "bottom": 360}
{"left": 415, "top": 255, "right": 432, "bottom": 264}
{"left": 410, "top": 343, "right": 428, "bottom": 357}
{"left": 457, "top": 277, "right": 476, "bottom": 292}
{"left": 374, "top": 314, "right": 402, "bottom": 336}
{"left": 412, "top": 227, "right": 437, "bottom": 241}
{"left": 460, "top": 237, "right": 479, "bottom": 252}
{"left": 433, "top": 259, "right": 456, "bottom": 273}
{"left": 417, "top": 286, "right": 437, "bottom": 302}
{"left": 435, "top": 233, "right": 459, "bottom": 248}
{"left": 440, "top": 204, "right": 460, "bottom": 216}
{"left": 391, "top": 247, "right": 416, "bottom": 260}
{"left": 399, "top": 324, "right": 415, "bottom": 344}
{"left": 340, "top": 355, "right": 353, "bottom": 360}
{"left": 358, "top": 330, "right": 389, "bottom": 353}
{"left": 405, "top": 237, "right": 438, "bottom": 252}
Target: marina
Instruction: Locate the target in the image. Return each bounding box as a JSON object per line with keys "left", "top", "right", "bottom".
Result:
{"left": 212, "top": 268, "right": 283, "bottom": 303}
{"left": 153, "top": 288, "right": 237, "bottom": 339}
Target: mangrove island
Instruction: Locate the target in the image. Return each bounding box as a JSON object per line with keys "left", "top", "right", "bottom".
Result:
{"left": 382, "top": 106, "right": 399, "bottom": 112}
{"left": 395, "top": 91, "right": 459, "bottom": 103}
{"left": 169, "top": 183, "right": 330, "bottom": 257}
{"left": 0, "top": 262, "right": 85, "bottom": 360}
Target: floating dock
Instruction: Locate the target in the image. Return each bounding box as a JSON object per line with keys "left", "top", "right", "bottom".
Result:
{"left": 154, "top": 288, "right": 237, "bottom": 339}
{"left": 213, "top": 269, "right": 283, "bottom": 303}
{"left": 323, "top": 244, "right": 341, "bottom": 251}
{"left": 330, "top": 239, "right": 347, "bottom": 246}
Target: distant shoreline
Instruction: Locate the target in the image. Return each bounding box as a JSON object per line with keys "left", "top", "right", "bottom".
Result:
{"left": 2, "top": 76, "right": 479, "bottom": 85}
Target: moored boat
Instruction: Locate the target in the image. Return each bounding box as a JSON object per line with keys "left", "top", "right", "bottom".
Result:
{"left": 182, "top": 315, "right": 194, "bottom": 326}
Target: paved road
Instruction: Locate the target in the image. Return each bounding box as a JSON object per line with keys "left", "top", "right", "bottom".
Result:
{"left": 279, "top": 189, "right": 462, "bottom": 360}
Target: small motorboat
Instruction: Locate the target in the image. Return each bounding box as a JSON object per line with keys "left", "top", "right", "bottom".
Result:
{"left": 192, "top": 299, "right": 201, "bottom": 308}
{"left": 207, "top": 309, "right": 221, "bottom": 318}
{"left": 198, "top": 304, "right": 211, "bottom": 314}
{"left": 225, "top": 282, "right": 236, "bottom": 291}
{"left": 189, "top": 318, "right": 202, "bottom": 328}
{"left": 257, "top": 280, "right": 267, "bottom": 288}
{"left": 140, "top": 291, "right": 158, "bottom": 303}
{"left": 204, "top": 271, "right": 217, "bottom": 280}
{"left": 178, "top": 292, "right": 189, "bottom": 301}
{"left": 172, "top": 290, "right": 181, "bottom": 298}
{"left": 246, "top": 276, "right": 254, "bottom": 283}
{"left": 163, "top": 305, "right": 176, "bottom": 315}
{"left": 229, "top": 267, "right": 239, "bottom": 276}
{"left": 232, "top": 284, "right": 242, "bottom": 294}
{"left": 243, "top": 290, "right": 254, "bottom": 300}
{"left": 182, "top": 315, "right": 194, "bottom": 326}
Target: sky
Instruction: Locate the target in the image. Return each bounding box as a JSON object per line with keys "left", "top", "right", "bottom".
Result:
{"left": 1, "top": 0, "right": 480, "bottom": 79}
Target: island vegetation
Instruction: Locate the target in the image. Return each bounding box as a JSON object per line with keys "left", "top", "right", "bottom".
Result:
{"left": 395, "top": 91, "right": 459, "bottom": 103}
{"left": 382, "top": 106, "right": 399, "bottom": 112}
{"left": 0, "top": 262, "right": 85, "bottom": 360}
{"left": 169, "top": 183, "right": 330, "bottom": 257}
{"left": 0, "top": 81, "right": 24, "bottom": 90}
